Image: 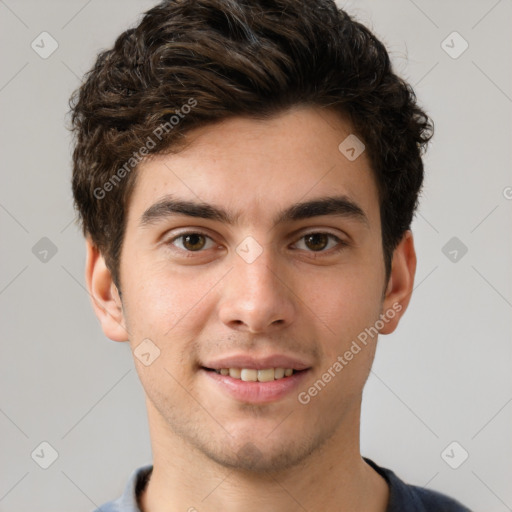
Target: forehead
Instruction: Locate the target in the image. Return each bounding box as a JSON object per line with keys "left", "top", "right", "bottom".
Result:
{"left": 126, "top": 106, "right": 380, "bottom": 230}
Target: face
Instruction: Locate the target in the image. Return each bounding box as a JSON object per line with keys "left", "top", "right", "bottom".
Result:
{"left": 88, "top": 106, "right": 415, "bottom": 473}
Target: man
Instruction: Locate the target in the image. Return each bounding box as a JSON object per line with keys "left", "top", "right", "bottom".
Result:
{"left": 69, "top": 0, "right": 472, "bottom": 510}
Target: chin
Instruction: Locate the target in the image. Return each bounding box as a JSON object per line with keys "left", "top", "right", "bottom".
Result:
{"left": 197, "top": 430, "right": 324, "bottom": 474}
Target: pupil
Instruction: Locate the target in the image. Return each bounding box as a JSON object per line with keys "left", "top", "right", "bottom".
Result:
{"left": 306, "top": 233, "right": 328, "bottom": 251}
{"left": 184, "top": 234, "right": 205, "bottom": 251}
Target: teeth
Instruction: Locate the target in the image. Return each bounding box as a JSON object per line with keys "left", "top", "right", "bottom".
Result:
{"left": 274, "top": 368, "right": 285, "bottom": 379}
{"left": 229, "top": 368, "right": 241, "bottom": 379}
{"left": 257, "top": 368, "right": 275, "bottom": 382}
{"left": 241, "top": 369, "right": 258, "bottom": 382}
{"left": 215, "top": 367, "right": 296, "bottom": 381}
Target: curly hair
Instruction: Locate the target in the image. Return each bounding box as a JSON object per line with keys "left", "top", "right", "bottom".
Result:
{"left": 69, "top": 0, "right": 433, "bottom": 290}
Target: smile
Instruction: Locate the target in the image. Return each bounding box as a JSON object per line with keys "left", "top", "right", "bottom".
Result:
{"left": 210, "top": 367, "right": 296, "bottom": 382}
{"left": 201, "top": 366, "right": 310, "bottom": 403}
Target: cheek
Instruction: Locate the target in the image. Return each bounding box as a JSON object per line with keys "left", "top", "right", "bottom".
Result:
{"left": 301, "top": 270, "right": 383, "bottom": 406}
{"left": 121, "top": 256, "right": 218, "bottom": 343}
{"left": 122, "top": 261, "right": 211, "bottom": 389}
{"left": 304, "top": 263, "right": 384, "bottom": 359}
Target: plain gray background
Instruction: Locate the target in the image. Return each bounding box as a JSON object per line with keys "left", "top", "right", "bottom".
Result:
{"left": 1, "top": 0, "right": 511, "bottom": 510}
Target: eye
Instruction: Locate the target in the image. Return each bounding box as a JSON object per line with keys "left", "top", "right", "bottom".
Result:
{"left": 168, "top": 232, "right": 216, "bottom": 252}
{"left": 293, "top": 232, "right": 346, "bottom": 253}
{"left": 165, "top": 231, "right": 347, "bottom": 255}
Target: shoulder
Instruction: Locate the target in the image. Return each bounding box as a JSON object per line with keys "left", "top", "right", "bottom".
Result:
{"left": 91, "top": 465, "right": 153, "bottom": 512}
{"left": 401, "top": 483, "right": 473, "bottom": 511}
{"left": 363, "top": 457, "right": 473, "bottom": 512}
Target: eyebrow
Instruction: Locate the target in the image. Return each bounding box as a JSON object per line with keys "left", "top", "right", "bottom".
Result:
{"left": 139, "top": 194, "right": 369, "bottom": 228}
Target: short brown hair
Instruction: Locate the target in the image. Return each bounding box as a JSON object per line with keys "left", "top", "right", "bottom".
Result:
{"left": 69, "top": 0, "right": 433, "bottom": 289}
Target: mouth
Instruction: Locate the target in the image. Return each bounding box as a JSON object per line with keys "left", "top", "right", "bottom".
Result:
{"left": 201, "top": 366, "right": 305, "bottom": 382}
{"left": 200, "top": 366, "right": 311, "bottom": 403}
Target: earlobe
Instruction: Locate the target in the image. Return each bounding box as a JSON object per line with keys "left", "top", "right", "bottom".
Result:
{"left": 85, "top": 238, "right": 129, "bottom": 342}
{"left": 379, "top": 230, "right": 417, "bottom": 335}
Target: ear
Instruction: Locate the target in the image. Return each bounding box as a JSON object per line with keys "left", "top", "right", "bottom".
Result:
{"left": 379, "top": 230, "right": 417, "bottom": 335}
{"left": 85, "top": 238, "right": 129, "bottom": 342}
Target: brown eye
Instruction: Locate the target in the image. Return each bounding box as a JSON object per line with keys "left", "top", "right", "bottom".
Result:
{"left": 182, "top": 234, "right": 206, "bottom": 251}
{"left": 294, "top": 232, "right": 346, "bottom": 253}
{"left": 304, "top": 233, "right": 329, "bottom": 251}
{"left": 169, "top": 232, "right": 215, "bottom": 252}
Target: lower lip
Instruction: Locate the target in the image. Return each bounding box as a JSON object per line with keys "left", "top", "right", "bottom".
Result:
{"left": 201, "top": 368, "right": 310, "bottom": 404}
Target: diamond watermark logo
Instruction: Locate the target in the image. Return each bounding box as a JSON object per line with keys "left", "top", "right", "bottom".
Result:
{"left": 442, "top": 236, "right": 468, "bottom": 263}
{"left": 236, "top": 236, "right": 263, "bottom": 264}
{"left": 32, "top": 237, "right": 58, "bottom": 263}
{"left": 31, "top": 32, "right": 59, "bottom": 59}
{"left": 237, "top": 442, "right": 263, "bottom": 465}
{"left": 441, "top": 441, "right": 469, "bottom": 469}
{"left": 338, "top": 134, "right": 365, "bottom": 161}
{"left": 441, "top": 31, "right": 468, "bottom": 59}
{"left": 31, "top": 441, "right": 59, "bottom": 469}
{"left": 134, "top": 338, "right": 161, "bottom": 366}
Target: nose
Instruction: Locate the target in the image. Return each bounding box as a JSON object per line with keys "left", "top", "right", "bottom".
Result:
{"left": 217, "top": 247, "right": 296, "bottom": 334}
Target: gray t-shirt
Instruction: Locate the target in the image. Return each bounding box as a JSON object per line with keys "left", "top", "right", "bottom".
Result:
{"left": 93, "top": 457, "right": 472, "bottom": 511}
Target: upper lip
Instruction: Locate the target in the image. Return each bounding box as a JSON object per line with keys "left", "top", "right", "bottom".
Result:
{"left": 202, "top": 353, "right": 312, "bottom": 371}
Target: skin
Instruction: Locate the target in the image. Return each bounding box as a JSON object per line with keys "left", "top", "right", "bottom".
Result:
{"left": 86, "top": 106, "right": 416, "bottom": 512}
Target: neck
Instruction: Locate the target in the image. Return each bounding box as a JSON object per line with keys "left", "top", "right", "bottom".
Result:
{"left": 139, "top": 399, "right": 389, "bottom": 512}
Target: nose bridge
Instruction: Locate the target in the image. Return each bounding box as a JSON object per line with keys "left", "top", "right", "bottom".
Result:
{"left": 218, "top": 239, "right": 295, "bottom": 332}
{"left": 233, "top": 240, "right": 284, "bottom": 302}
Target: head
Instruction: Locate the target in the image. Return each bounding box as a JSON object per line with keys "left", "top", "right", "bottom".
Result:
{"left": 70, "top": 0, "right": 432, "bottom": 473}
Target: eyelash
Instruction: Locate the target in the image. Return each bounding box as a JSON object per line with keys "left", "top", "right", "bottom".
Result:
{"left": 165, "top": 231, "right": 348, "bottom": 256}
